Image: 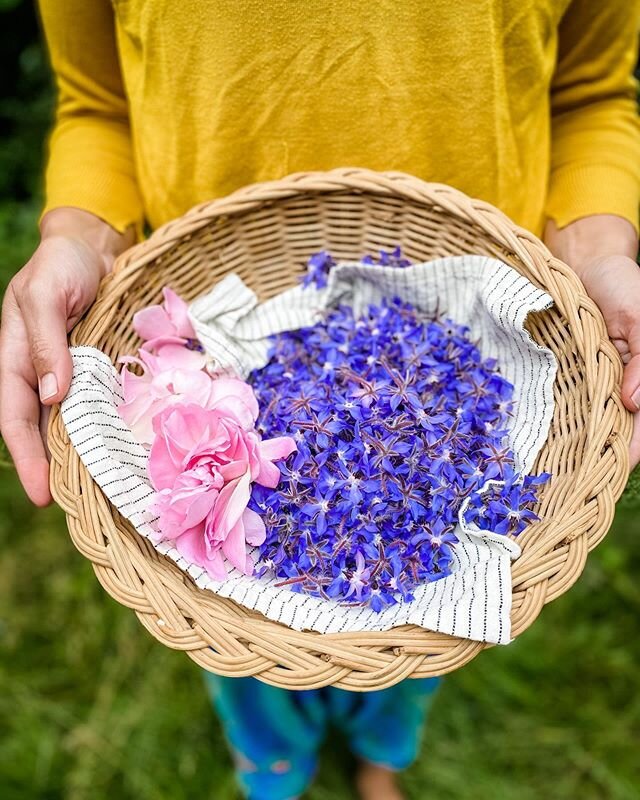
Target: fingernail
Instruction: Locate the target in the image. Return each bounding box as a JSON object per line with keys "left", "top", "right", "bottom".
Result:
{"left": 632, "top": 387, "right": 640, "bottom": 411}
{"left": 39, "top": 372, "right": 58, "bottom": 402}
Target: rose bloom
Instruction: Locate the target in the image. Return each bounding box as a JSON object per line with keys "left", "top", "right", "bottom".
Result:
{"left": 118, "top": 349, "right": 259, "bottom": 445}
{"left": 148, "top": 402, "right": 296, "bottom": 579}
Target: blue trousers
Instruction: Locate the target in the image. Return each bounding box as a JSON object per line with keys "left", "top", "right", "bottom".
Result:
{"left": 205, "top": 674, "right": 440, "bottom": 800}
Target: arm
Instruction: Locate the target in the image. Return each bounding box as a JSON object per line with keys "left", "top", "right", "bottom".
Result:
{"left": 543, "top": 1, "right": 640, "bottom": 469}
{"left": 546, "top": 216, "right": 640, "bottom": 468}
{"left": 0, "top": 1, "right": 140, "bottom": 505}
{"left": 545, "top": 0, "right": 640, "bottom": 233}
{"left": 0, "top": 210, "right": 133, "bottom": 507}
{"left": 38, "top": 0, "right": 144, "bottom": 233}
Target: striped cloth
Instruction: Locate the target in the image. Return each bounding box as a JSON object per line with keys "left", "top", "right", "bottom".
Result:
{"left": 61, "top": 256, "right": 556, "bottom": 645}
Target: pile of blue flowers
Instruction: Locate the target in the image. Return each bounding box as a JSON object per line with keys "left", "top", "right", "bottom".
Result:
{"left": 248, "top": 250, "right": 548, "bottom": 611}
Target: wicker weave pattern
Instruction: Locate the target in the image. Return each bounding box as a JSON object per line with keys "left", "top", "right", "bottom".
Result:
{"left": 48, "top": 169, "right": 631, "bottom": 691}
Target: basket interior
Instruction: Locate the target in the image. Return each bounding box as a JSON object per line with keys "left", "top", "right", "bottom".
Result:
{"left": 85, "top": 193, "right": 593, "bottom": 542}
{"left": 86, "top": 192, "right": 583, "bottom": 515}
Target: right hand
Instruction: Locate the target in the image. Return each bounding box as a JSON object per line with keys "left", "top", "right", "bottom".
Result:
{"left": 0, "top": 208, "right": 132, "bottom": 506}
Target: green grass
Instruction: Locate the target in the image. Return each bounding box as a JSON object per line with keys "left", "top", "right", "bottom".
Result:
{"left": 1, "top": 204, "right": 640, "bottom": 800}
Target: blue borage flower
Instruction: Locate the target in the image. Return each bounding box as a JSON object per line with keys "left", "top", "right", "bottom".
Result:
{"left": 249, "top": 249, "right": 549, "bottom": 612}
{"left": 463, "top": 466, "right": 551, "bottom": 536}
{"left": 301, "top": 247, "right": 411, "bottom": 289}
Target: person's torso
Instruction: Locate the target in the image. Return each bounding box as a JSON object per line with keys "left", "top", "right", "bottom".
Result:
{"left": 112, "top": 0, "right": 570, "bottom": 233}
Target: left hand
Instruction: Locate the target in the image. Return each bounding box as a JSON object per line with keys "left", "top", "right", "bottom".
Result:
{"left": 545, "top": 216, "right": 640, "bottom": 470}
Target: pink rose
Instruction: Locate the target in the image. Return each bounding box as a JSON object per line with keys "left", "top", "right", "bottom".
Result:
{"left": 118, "top": 350, "right": 260, "bottom": 445}
{"left": 148, "top": 403, "right": 296, "bottom": 579}
{"left": 118, "top": 351, "right": 211, "bottom": 445}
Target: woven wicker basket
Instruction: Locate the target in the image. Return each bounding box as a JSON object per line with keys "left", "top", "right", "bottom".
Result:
{"left": 48, "top": 168, "right": 631, "bottom": 691}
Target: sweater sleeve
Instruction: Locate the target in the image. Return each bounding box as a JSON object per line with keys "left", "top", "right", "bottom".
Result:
{"left": 546, "top": 0, "right": 640, "bottom": 232}
{"left": 38, "top": 0, "right": 144, "bottom": 233}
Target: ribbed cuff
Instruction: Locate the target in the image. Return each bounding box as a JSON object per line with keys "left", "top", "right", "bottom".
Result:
{"left": 41, "top": 118, "right": 145, "bottom": 236}
{"left": 546, "top": 162, "right": 640, "bottom": 234}
{"left": 40, "top": 169, "right": 144, "bottom": 237}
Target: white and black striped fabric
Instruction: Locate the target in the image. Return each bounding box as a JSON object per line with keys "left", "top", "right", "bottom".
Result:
{"left": 61, "top": 256, "right": 556, "bottom": 644}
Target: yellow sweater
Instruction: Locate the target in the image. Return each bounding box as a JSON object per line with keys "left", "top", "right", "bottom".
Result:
{"left": 39, "top": 0, "right": 640, "bottom": 237}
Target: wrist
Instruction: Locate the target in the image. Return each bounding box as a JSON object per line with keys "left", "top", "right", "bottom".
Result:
{"left": 544, "top": 214, "right": 638, "bottom": 279}
{"left": 39, "top": 207, "right": 135, "bottom": 278}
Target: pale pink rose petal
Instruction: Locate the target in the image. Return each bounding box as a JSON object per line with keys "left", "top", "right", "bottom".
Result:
{"left": 118, "top": 361, "right": 159, "bottom": 442}
{"left": 122, "top": 372, "right": 200, "bottom": 443}
{"left": 204, "top": 548, "right": 228, "bottom": 581}
{"left": 221, "top": 517, "right": 252, "bottom": 574}
{"left": 203, "top": 514, "right": 219, "bottom": 558}
{"left": 145, "top": 340, "right": 207, "bottom": 371}
{"left": 173, "top": 524, "right": 205, "bottom": 562}
{"left": 223, "top": 428, "right": 254, "bottom": 471}
{"left": 120, "top": 348, "right": 170, "bottom": 381}
{"left": 133, "top": 288, "right": 195, "bottom": 343}
{"left": 118, "top": 356, "right": 148, "bottom": 401}
{"left": 242, "top": 507, "right": 266, "bottom": 547}
{"left": 174, "top": 525, "right": 227, "bottom": 580}
{"left": 149, "top": 489, "right": 180, "bottom": 540}
{"left": 208, "top": 378, "right": 259, "bottom": 429}
{"left": 166, "top": 368, "right": 215, "bottom": 406}
{"left": 118, "top": 364, "right": 149, "bottom": 406}
{"left": 259, "top": 436, "right": 298, "bottom": 462}
{"left": 218, "top": 460, "right": 250, "bottom": 482}
{"left": 255, "top": 436, "right": 298, "bottom": 487}
{"left": 150, "top": 403, "right": 211, "bottom": 480}
{"left": 148, "top": 405, "right": 223, "bottom": 487}
{"left": 229, "top": 430, "right": 262, "bottom": 481}
{"left": 182, "top": 413, "right": 231, "bottom": 467}
{"left": 255, "top": 460, "right": 281, "bottom": 489}
{"left": 148, "top": 411, "right": 189, "bottom": 488}
{"left": 153, "top": 489, "right": 200, "bottom": 541}
{"left": 119, "top": 392, "right": 158, "bottom": 444}
{"left": 181, "top": 482, "right": 220, "bottom": 530}
{"left": 211, "top": 470, "right": 251, "bottom": 538}
{"left": 163, "top": 287, "right": 196, "bottom": 339}
{"left": 133, "top": 305, "right": 172, "bottom": 341}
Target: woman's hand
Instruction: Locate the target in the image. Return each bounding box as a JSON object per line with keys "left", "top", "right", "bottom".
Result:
{"left": 545, "top": 215, "right": 640, "bottom": 470}
{"left": 0, "top": 208, "right": 133, "bottom": 506}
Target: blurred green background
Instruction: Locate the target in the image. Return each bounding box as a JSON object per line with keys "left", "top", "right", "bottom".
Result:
{"left": 1, "top": 4, "right": 640, "bottom": 799}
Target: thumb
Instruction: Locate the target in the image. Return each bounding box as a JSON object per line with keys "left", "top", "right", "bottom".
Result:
{"left": 19, "top": 284, "right": 73, "bottom": 405}
{"left": 621, "top": 326, "right": 640, "bottom": 414}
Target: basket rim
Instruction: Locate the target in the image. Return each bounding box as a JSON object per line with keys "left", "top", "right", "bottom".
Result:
{"left": 48, "top": 168, "right": 632, "bottom": 691}
{"left": 115, "top": 168, "right": 579, "bottom": 291}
